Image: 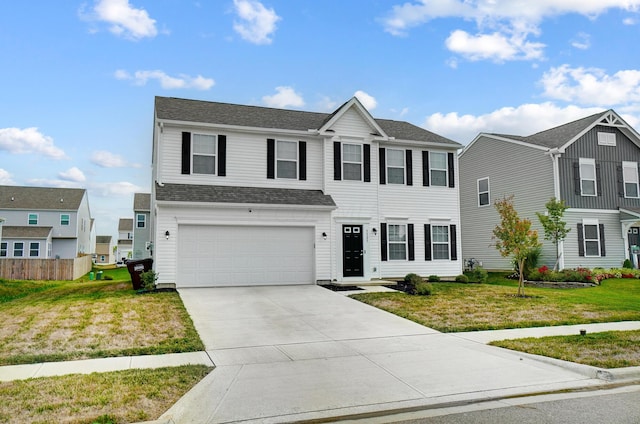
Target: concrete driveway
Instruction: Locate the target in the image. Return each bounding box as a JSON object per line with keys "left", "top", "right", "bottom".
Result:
{"left": 163, "top": 285, "right": 603, "bottom": 423}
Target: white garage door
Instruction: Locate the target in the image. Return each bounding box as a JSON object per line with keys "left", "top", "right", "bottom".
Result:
{"left": 177, "top": 225, "right": 314, "bottom": 287}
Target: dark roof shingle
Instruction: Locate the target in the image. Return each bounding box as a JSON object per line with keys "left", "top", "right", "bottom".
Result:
{"left": 133, "top": 193, "right": 151, "bottom": 211}
{"left": 2, "top": 226, "right": 53, "bottom": 238}
{"left": 0, "top": 186, "right": 86, "bottom": 210}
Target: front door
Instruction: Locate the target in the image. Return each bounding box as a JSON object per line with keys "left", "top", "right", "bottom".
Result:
{"left": 628, "top": 227, "right": 640, "bottom": 267}
{"left": 343, "top": 225, "right": 364, "bottom": 277}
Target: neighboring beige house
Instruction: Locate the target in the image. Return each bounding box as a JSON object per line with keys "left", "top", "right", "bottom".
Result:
{"left": 95, "top": 235, "right": 114, "bottom": 264}
{"left": 133, "top": 193, "right": 152, "bottom": 259}
{"left": 116, "top": 218, "right": 133, "bottom": 262}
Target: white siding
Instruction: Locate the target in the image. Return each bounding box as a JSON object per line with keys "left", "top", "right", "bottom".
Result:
{"left": 327, "top": 108, "right": 376, "bottom": 137}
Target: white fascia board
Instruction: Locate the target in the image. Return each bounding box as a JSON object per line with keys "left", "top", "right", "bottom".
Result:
{"left": 157, "top": 118, "right": 317, "bottom": 138}
{"left": 460, "top": 133, "right": 547, "bottom": 158}
{"left": 318, "top": 97, "right": 388, "bottom": 138}
{"left": 380, "top": 138, "right": 461, "bottom": 150}
{"left": 566, "top": 208, "right": 620, "bottom": 215}
{"left": 155, "top": 200, "right": 336, "bottom": 211}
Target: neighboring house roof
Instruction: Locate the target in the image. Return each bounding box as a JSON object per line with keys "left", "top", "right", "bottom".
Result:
{"left": 118, "top": 218, "right": 133, "bottom": 231}
{"left": 96, "top": 235, "right": 112, "bottom": 244}
{"left": 2, "top": 226, "right": 53, "bottom": 238}
{"left": 156, "top": 183, "right": 337, "bottom": 208}
{"left": 522, "top": 111, "right": 606, "bottom": 148}
{"left": 118, "top": 239, "right": 133, "bottom": 246}
{"left": 0, "top": 185, "right": 86, "bottom": 210}
{"left": 155, "top": 96, "right": 462, "bottom": 148}
{"left": 134, "top": 193, "right": 151, "bottom": 211}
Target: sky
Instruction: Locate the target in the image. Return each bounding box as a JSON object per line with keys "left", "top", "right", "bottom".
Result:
{"left": 2, "top": 0, "right": 640, "bottom": 240}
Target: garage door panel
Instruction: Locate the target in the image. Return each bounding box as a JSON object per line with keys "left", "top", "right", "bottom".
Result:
{"left": 178, "top": 225, "right": 314, "bottom": 287}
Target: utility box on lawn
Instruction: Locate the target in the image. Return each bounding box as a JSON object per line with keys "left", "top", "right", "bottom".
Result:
{"left": 126, "top": 258, "right": 153, "bottom": 290}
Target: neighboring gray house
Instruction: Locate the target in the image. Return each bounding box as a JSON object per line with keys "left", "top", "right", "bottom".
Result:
{"left": 151, "top": 96, "right": 463, "bottom": 288}
{"left": 0, "top": 186, "right": 93, "bottom": 259}
{"left": 460, "top": 110, "right": 640, "bottom": 270}
{"left": 116, "top": 218, "right": 133, "bottom": 262}
{"left": 132, "top": 193, "right": 152, "bottom": 259}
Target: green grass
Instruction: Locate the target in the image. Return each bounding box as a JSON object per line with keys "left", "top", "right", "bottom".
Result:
{"left": 0, "top": 365, "right": 212, "bottom": 424}
{"left": 491, "top": 330, "right": 640, "bottom": 368}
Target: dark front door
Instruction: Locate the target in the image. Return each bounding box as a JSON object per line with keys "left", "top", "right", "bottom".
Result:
{"left": 629, "top": 227, "right": 640, "bottom": 267}
{"left": 343, "top": 225, "right": 364, "bottom": 277}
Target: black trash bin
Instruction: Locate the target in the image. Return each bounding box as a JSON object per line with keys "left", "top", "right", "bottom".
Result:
{"left": 126, "top": 258, "right": 154, "bottom": 290}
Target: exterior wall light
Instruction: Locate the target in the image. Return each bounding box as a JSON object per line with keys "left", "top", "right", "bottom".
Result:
{"left": 372, "top": 228, "right": 377, "bottom": 235}
{"left": 322, "top": 232, "right": 327, "bottom": 240}
{"left": 165, "top": 230, "right": 170, "bottom": 240}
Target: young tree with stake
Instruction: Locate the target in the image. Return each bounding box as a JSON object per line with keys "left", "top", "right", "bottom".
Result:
{"left": 536, "top": 197, "right": 570, "bottom": 271}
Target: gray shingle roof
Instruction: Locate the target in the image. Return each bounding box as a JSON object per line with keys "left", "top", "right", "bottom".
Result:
{"left": 133, "top": 193, "right": 150, "bottom": 211}
{"left": 156, "top": 183, "right": 336, "bottom": 208}
{"left": 0, "top": 185, "right": 86, "bottom": 210}
{"left": 96, "top": 235, "right": 112, "bottom": 244}
{"left": 118, "top": 218, "right": 133, "bottom": 231}
{"left": 155, "top": 96, "right": 462, "bottom": 147}
{"left": 2, "top": 226, "right": 53, "bottom": 238}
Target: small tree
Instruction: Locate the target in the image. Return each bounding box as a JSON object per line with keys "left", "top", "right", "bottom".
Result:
{"left": 493, "top": 195, "right": 541, "bottom": 297}
{"left": 535, "top": 197, "right": 570, "bottom": 271}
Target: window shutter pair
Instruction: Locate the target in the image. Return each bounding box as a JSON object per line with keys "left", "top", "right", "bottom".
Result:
{"left": 574, "top": 161, "right": 602, "bottom": 196}
{"left": 334, "top": 142, "right": 370, "bottom": 181}
{"left": 421, "top": 151, "right": 455, "bottom": 187}
{"left": 267, "top": 139, "right": 307, "bottom": 180}
{"left": 380, "top": 223, "right": 414, "bottom": 262}
{"left": 577, "top": 223, "right": 606, "bottom": 257}
{"left": 423, "top": 224, "right": 458, "bottom": 261}
{"left": 181, "top": 132, "right": 226, "bottom": 176}
{"left": 378, "top": 148, "right": 412, "bottom": 185}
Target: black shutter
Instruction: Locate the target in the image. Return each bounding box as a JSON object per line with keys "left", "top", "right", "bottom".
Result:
{"left": 573, "top": 162, "right": 581, "bottom": 195}
{"left": 448, "top": 152, "right": 455, "bottom": 188}
{"left": 577, "top": 223, "right": 584, "bottom": 257}
{"left": 363, "top": 144, "right": 371, "bottom": 182}
{"left": 267, "top": 139, "right": 275, "bottom": 179}
{"left": 406, "top": 150, "right": 413, "bottom": 186}
{"left": 299, "top": 141, "right": 307, "bottom": 181}
{"left": 333, "top": 142, "right": 341, "bottom": 180}
{"left": 450, "top": 224, "right": 457, "bottom": 261}
{"left": 181, "top": 132, "right": 191, "bottom": 174}
{"left": 217, "top": 135, "right": 226, "bottom": 176}
{"left": 617, "top": 165, "right": 624, "bottom": 197}
{"left": 596, "top": 163, "right": 602, "bottom": 196}
{"left": 408, "top": 224, "right": 415, "bottom": 261}
{"left": 380, "top": 223, "right": 388, "bottom": 262}
{"left": 422, "top": 151, "right": 430, "bottom": 186}
{"left": 599, "top": 223, "right": 606, "bottom": 257}
{"left": 424, "top": 224, "right": 432, "bottom": 261}
{"left": 379, "top": 147, "right": 386, "bottom": 184}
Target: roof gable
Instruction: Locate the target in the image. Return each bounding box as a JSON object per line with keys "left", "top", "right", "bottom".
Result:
{"left": 318, "top": 97, "right": 387, "bottom": 138}
{"left": 0, "top": 185, "right": 86, "bottom": 210}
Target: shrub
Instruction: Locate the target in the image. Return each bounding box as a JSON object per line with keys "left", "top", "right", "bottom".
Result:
{"left": 427, "top": 275, "right": 440, "bottom": 282}
{"left": 464, "top": 266, "right": 488, "bottom": 283}
{"left": 623, "top": 259, "right": 633, "bottom": 269}
{"left": 455, "top": 274, "right": 469, "bottom": 283}
{"left": 416, "top": 282, "right": 433, "bottom": 296}
{"left": 140, "top": 270, "right": 158, "bottom": 291}
{"left": 404, "top": 273, "right": 423, "bottom": 295}
{"left": 512, "top": 247, "right": 542, "bottom": 279}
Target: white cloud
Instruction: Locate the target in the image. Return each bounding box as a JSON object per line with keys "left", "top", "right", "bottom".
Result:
{"left": 381, "top": 0, "right": 640, "bottom": 61}
{"left": 541, "top": 65, "right": 640, "bottom": 106}
{"left": 0, "top": 169, "right": 14, "bottom": 185}
{"left": 88, "top": 0, "right": 157, "bottom": 40}
{"left": 354, "top": 90, "right": 377, "bottom": 111}
{"left": 115, "top": 69, "right": 214, "bottom": 90}
{"left": 262, "top": 86, "right": 304, "bottom": 108}
{"left": 424, "top": 102, "right": 604, "bottom": 145}
{"left": 233, "top": 0, "right": 281, "bottom": 44}
{"left": 26, "top": 178, "right": 82, "bottom": 189}
{"left": 316, "top": 96, "right": 339, "bottom": 112}
{"left": 89, "top": 181, "right": 143, "bottom": 197}
{"left": 571, "top": 32, "right": 591, "bottom": 50}
{"left": 59, "top": 167, "right": 86, "bottom": 182}
{"left": 0, "top": 127, "right": 67, "bottom": 160}
{"left": 624, "top": 17, "right": 637, "bottom": 25}
{"left": 90, "top": 150, "right": 142, "bottom": 168}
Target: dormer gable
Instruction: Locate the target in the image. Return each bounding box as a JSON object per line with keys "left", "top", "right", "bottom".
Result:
{"left": 318, "top": 97, "right": 388, "bottom": 140}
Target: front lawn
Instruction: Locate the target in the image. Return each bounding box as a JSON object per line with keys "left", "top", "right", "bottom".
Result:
{"left": 350, "top": 275, "right": 640, "bottom": 332}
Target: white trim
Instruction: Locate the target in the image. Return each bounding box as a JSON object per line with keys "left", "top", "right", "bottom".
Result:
{"left": 386, "top": 148, "right": 405, "bottom": 185}
{"left": 579, "top": 157, "right": 597, "bottom": 197}
{"left": 429, "top": 151, "right": 448, "bottom": 187}
{"left": 623, "top": 161, "right": 639, "bottom": 198}
{"left": 318, "top": 97, "right": 388, "bottom": 139}
{"left": 275, "top": 139, "right": 298, "bottom": 180}
{"left": 341, "top": 142, "right": 364, "bottom": 182}
{"left": 156, "top": 200, "right": 336, "bottom": 211}
{"left": 477, "top": 177, "right": 490, "bottom": 207}
{"left": 158, "top": 119, "right": 318, "bottom": 137}
{"left": 568, "top": 208, "right": 620, "bottom": 214}
{"left": 387, "top": 222, "right": 408, "bottom": 261}
{"left": 460, "top": 133, "right": 549, "bottom": 158}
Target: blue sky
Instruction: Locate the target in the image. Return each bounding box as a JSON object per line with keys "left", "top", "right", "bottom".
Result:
{"left": 2, "top": 0, "right": 640, "bottom": 239}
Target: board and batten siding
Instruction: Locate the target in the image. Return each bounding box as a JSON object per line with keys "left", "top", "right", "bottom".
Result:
{"left": 459, "top": 136, "right": 556, "bottom": 270}
{"left": 157, "top": 126, "right": 323, "bottom": 190}
{"left": 559, "top": 125, "right": 640, "bottom": 211}
{"left": 562, "top": 210, "right": 625, "bottom": 269}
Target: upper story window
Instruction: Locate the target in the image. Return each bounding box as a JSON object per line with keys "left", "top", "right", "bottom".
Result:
{"left": 192, "top": 133, "right": 216, "bottom": 175}
{"left": 343, "top": 143, "right": 363, "bottom": 181}
{"left": 28, "top": 213, "right": 38, "bottom": 225}
{"left": 430, "top": 152, "right": 448, "bottom": 186}
{"left": 623, "top": 161, "right": 639, "bottom": 198}
{"left": 14, "top": 242, "right": 24, "bottom": 257}
{"left": 386, "top": 149, "right": 405, "bottom": 184}
{"left": 276, "top": 140, "right": 298, "bottom": 179}
{"left": 478, "top": 177, "right": 490, "bottom": 206}
{"left": 579, "top": 158, "right": 597, "bottom": 196}
{"left": 388, "top": 224, "right": 407, "bottom": 260}
{"left": 60, "top": 214, "right": 70, "bottom": 226}
{"left": 136, "top": 214, "right": 146, "bottom": 229}
{"left": 0, "top": 242, "right": 7, "bottom": 257}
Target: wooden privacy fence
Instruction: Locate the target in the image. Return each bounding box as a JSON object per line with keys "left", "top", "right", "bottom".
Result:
{"left": 0, "top": 256, "right": 93, "bottom": 281}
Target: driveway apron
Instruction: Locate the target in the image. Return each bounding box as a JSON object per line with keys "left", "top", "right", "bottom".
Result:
{"left": 167, "top": 285, "right": 603, "bottom": 423}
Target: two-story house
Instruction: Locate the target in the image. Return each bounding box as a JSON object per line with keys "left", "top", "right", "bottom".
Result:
{"left": 151, "top": 96, "right": 463, "bottom": 288}
{"left": 132, "top": 192, "right": 152, "bottom": 259}
{"left": 116, "top": 218, "right": 133, "bottom": 262}
{"left": 0, "top": 185, "right": 93, "bottom": 259}
{"left": 459, "top": 110, "right": 640, "bottom": 270}
{"left": 95, "top": 235, "right": 114, "bottom": 264}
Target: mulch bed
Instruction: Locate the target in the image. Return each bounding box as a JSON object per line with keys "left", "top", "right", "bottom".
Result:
{"left": 524, "top": 281, "right": 597, "bottom": 289}
{"left": 319, "top": 284, "right": 363, "bottom": 292}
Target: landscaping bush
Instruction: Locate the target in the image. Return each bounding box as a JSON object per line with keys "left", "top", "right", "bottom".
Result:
{"left": 464, "top": 266, "right": 488, "bottom": 283}
{"left": 512, "top": 247, "right": 542, "bottom": 279}
{"left": 455, "top": 274, "right": 469, "bottom": 283}
{"left": 427, "top": 275, "right": 440, "bottom": 282}
{"left": 416, "top": 282, "right": 433, "bottom": 296}
{"left": 140, "top": 270, "right": 158, "bottom": 291}
{"left": 403, "top": 273, "right": 423, "bottom": 295}
{"left": 623, "top": 259, "right": 633, "bottom": 269}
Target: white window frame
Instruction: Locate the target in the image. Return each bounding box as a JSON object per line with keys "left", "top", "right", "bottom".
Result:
{"left": 582, "top": 219, "right": 601, "bottom": 257}
{"left": 477, "top": 177, "right": 490, "bottom": 207}
{"left": 60, "top": 214, "right": 70, "bottom": 226}
{"left": 430, "top": 151, "right": 448, "bottom": 187}
{"left": 0, "top": 242, "right": 7, "bottom": 257}
{"left": 388, "top": 223, "right": 407, "bottom": 261}
{"left": 342, "top": 143, "right": 363, "bottom": 181}
{"left": 579, "top": 158, "right": 597, "bottom": 197}
{"left": 386, "top": 149, "right": 405, "bottom": 184}
{"left": 597, "top": 132, "right": 616, "bottom": 146}
{"left": 28, "top": 213, "right": 38, "bottom": 225}
{"left": 29, "top": 242, "right": 40, "bottom": 257}
{"left": 136, "top": 214, "right": 146, "bottom": 229}
{"left": 623, "top": 161, "right": 639, "bottom": 198}
{"left": 431, "top": 225, "right": 450, "bottom": 260}
{"left": 192, "top": 133, "right": 217, "bottom": 175}
{"left": 14, "top": 242, "right": 24, "bottom": 257}
{"left": 276, "top": 140, "right": 298, "bottom": 179}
